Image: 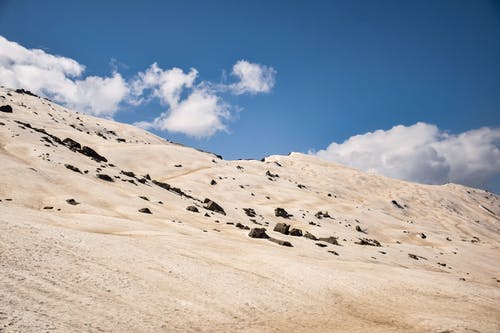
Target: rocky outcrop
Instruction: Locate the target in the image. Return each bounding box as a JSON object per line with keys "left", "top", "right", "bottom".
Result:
{"left": 355, "top": 238, "right": 381, "bottom": 247}
{"left": 138, "top": 208, "right": 152, "bottom": 214}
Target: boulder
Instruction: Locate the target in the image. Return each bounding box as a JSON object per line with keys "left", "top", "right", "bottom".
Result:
{"left": 64, "top": 164, "right": 82, "bottom": 174}
{"left": 236, "top": 223, "right": 250, "bottom": 230}
{"left": 204, "top": 198, "right": 226, "bottom": 215}
{"left": 62, "top": 138, "right": 81, "bottom": 151}
{"left": 138, "top": 208, "right": 152, "bottom": 214}
{"left": 96, "top": 174, "right": 114, "bottom": 182}
{"left": 289, "top": 228, "right": 303, "bottom": 237}
{"left": 66, "top": 198, "right": 79, "bottom": 205}
{"left": 0, "top": 105, "right": 13, "bottom": 113}
{"left": 303, "top": 231, "right": 318, "bottom": 240}
{"left": 273, "top": 222, "right": 290, "bottom": 235}
{"left": 248, "top": 228, "right": 269, "bottom": 239}
{"left": 210, "top": 179, "right": 217, "bottom": 185}
{"left": 275, "top": 207, "right": 292, "bottom": 219}
{"left": 80, "top": 146, "right": 107, "bottom": 163}
{"left": 186, "top": 206, "right": 199, "bottom": 213}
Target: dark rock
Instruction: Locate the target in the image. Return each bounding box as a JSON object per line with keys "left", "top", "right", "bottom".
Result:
{"left": 120, "top": 170, "right": 136, "bottom": 178}
{"left": 315, "top": 243, "right": 327, "bottom": 248}
{"left": 268, "top": 237, "right": 293, "bottom": 247}
{"left": 248, "top": 228, "right": 269, "bottom": 239}
{"left": 328, "top": 250, "right": 339, "bottom": 255}
{"left": 138, "top": 208, "right": 152, "bottom": 214}
{"left": 116, "top": 138, "right": 126, "bottom": 142}
{"left": 210, "top": 179, "right": 217, "bottom": 185}
{"left": 408, "top": 254, "right": 419, "bottom": 260}
{"left": 65, "top": 164, "right": 82, "bottom": 174}
{"left": 137, "top": 178, "right": 147, "bottom": 184}
{"left": 275, "top": 207, "right": 292, "bottom": 218}
{"left": 355, "top": 238, "right": 381, "bottom": 247}
{"left": 315, "top": 211, "right": 331, "bottom": 219}
{"left": 446, "top": 237, "right": 452, "bottom": 241}
{"left": 62, "top": 138, "right": 81, "bottom": 151}
{"left": 144, "top": 174, "right": 151, "bottom": 180}
{"left": 0, "top": 105, "right": 13, "bottom": 113}
{"left": 139, "top": 196, "right": 149, "bottom": 201}
{"left": 15, "top": 88, "right": 38, "bottom": 97}
{"left": 318, "top": 236, "right": 340, "bottom": 245}
{"left": 43, "top": 206, "right": 53, "bottom": 210}
{"left": 303, "top": 231, "right": 318, "bottom": 240}
{"left": 273, "top": 222, "right": 290, "bottom": 235}
{"left": 289, "top": 228, "right": 303, "bottom": 237}
{"left": 391, "top": 200, "right": 404, "bottom": 209}
{"left": 66, "top": 199, "right": 79, "bottom": 205}
{"left": 80, "top": 146, "right": 107, "bottom": 163}
{"left": 204, "top": 198, "right": 226, "bottom": 215}
{"left": 153, "top": 180, "right": 197, "bottom": 200}
{"left": 266, "top": 170, "right": 279, "bottom": 178}
{"left": 186, "top": 206, "right": 199, "bottom": 213}
{"left": 243, "top": 208, "right": 257, "bottom": 218}
{"left": 420, "top": 233, "right": 427, "bottom": 239}
{"left": 174, "top": 164, "right": 182, "bottom": 167}
{"left": 297, "top": 184, "right": 306, "bottom": 189}
{"left": 355, "top": 225, "right": 366, "bottom": 233}
{"left": 96, "top": 174, "right": 114, "bottom": 182}
{"left": 236, "top": 223, "right": 250, "bottom": 230}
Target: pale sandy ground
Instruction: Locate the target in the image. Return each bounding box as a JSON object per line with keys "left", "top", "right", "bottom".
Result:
{"left": 0, "top": 87, "right": 499, "bottom": 332}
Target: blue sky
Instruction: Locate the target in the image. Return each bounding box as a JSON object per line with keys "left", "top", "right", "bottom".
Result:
{"left": 0, "top": 0, "right": 499, "bottom": 191}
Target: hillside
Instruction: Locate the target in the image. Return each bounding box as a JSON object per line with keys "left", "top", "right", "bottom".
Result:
{"left": 1, "top": 86, "right": 499, "bottom": 332}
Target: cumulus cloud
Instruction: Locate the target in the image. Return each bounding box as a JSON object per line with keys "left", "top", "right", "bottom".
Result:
{"left": 229, "top": 60, "right": 276, "bottom": 95}
{"left": 312, "top": 123, "right": 500, "bottom": 188}
{"left": 0, "top": 35, "right": 276, "bottom": 137}
{"left": 0, "top": 35, "right": 128, "bottom": 117}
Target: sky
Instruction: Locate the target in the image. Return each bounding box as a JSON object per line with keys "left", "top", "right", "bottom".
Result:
{"left": 0, "top": 0, "right": 499, "bottom": 192}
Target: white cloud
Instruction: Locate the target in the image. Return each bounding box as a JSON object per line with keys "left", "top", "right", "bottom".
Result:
{"left": 230, "top": 60, "right": 276, "bottom": 95}
{"left": 312, "top": 123, "right": 500, "bottom": 188}
{"left": 0, "top": 35, "right": 276, "bottom": 137}
{"left": 0, "top": 35, "right": 128, "bottom": 117}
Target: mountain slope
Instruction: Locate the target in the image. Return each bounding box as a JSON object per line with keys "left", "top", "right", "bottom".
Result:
{"left": 1, "top": 87, "right": 499, "bottom": 332}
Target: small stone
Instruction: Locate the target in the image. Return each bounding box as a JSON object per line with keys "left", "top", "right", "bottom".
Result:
{"left": 0, "top": 105, "right": 13, "bottom": 113}
{"left": 273, "top": 222, "right": 290, "bottom": 235}
{"left": 138, "top": 208, "right": 152, "bottom": 214}
{"left": 186, "top": 206, "right": 199, "bottom": 213}
{"left": 248, "top": 228, "right": 269, "bottom": 239}
{"left": 66, "top": 199, "right": 79, "bottom": 205}
{"left": 268, "top": 237, "right": 293, "bottom": 247}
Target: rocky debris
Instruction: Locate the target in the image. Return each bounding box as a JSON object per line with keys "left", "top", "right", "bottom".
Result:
{"left": 356, "top": 238, "right": 381, "bottom": 247}
{"left": 408, "top": 253, "right": 427, "bottom": 260}
{"left": 315, "top": 211, "right": 331, "bottom": 219}
{"left": 203, "top": 198, "right": 226, "bottom": 215}
{"left": 15, "top": 88, "right": 38, "bottom": 97}
{"left": 96, "top": 174, "right": 114, "bottom": 182}
{"left": 268, "top": 237, "right": 293, "bottom": 247}
{"left": 236, "top": 223, "right": 250, "bottom": 230}
{"left": 80, "top": 146, "right": 107, "bottom": 163}
{"left": 243, "top": 208, "right": 256, "bottom": 217}
{"left": 186, "top": 206, "right": 199, "bottom": 213}
{"left": 64, "top": 164, "right": 82, "bottom": 174}
{"left": 121, "top": 170, "right": 136, "bottom": 178}
{"left": 438, "top": 262, "right": 447, "bottom": 267}
{"left": 266, "top": 170, "right": 279, "bottom": 180}
{"left": 355, "top": 225, "right": 366, "bottom": 233}
{"left": 43, "top": 206, "right": 53, "bottom": 210}
{"left": 289, "top": 228, "right": 303, "bottom": 236}
{"left": 316, "top": 243, "right": 327, "bottom": 248}
{"left": 303, "top": 231, "right": 318, "bottom": 240}
{"left": 391, "top": 200, "right": 404, "bottom": 209}
{"left": 273, "top": 223, "right": 290, "bottom": 235}
{"left": 66, "top": 199, "right": 79, "bottom": 205}
{"left": 420, "top": 233, "right": 427, "bottom": 239}
{"left": 116, "top": 138, "right": 126, "bottom": 143}
{"left": 153, "top": 180, "right": 197, "bottom": 200}
{"left": 248, "top": 228, "right": 269, "bottom": 239}
{"left": 0, "top": 105, "right": 13, "bottom": 113}
{"left": 275, "top": 207, "right": 292, "bottom": 219}
{"left": 138, "top": 208, "right": 152, "bottom": 214}
{"left": 62, "top": 138, "right": 81, "bottom": 151}
{"left": 318, "top": 236, "right": 340, "bottom": 245}
{"left": 328, "top": 250, "right": 339, "bottom": 256}
{"left": 297, "top": 184, "right": 306, "bottom": 189}
{"left": 139, "top": 196, "right": 149, "bottom": 201}
{"left": 210, "top": 179, "right": 217, "bottom": 185}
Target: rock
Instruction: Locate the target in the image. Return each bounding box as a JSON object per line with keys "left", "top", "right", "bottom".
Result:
{"left": 266, "top": 170, "right": 279, "bottom": 178}
{"left": 120, "top": 170, "right": 136, "bottom": 178}
{"left": 204, "top": 198, "right": 226, "bottom": 215}
{"left": 243, "top": 208, "right": 256, "bottom": 217}
{"left": 64, "top": 164, "right": 82, "bottom": 174}
{"left": 275, "top": 207, "right": 292, "bottom": 218}
{"left": 328, "top": 250, "right": 339, "bottom": 256}
{"left": 420, "top": 233, "right": 427, "bottom": 239}
{"left": 268, "top": 237, "right": 293, "bottom": 247}
{"left": 62, "top": 138, "right": 81, "bottom": 151}
{"left": 315, "top": 243, "right": 327, "bottom": 248}
{"left": 0, "top": 105, "right": 13, "bottom": 113}
{"left": 236, "top": 223, "right": 250, "bottom": 230}
{"left": 138, "top": 208, "right": 152, "bottom": 214}
{"left": 303, "top": 231, "right": 318, "bottom": 240}
{"left": 315, "top": 211, "right": 331, "bottom": 219}
{"left": 43, "top": 206, "right": 53, "bottom": 210}
{"left": 174, "top": 164, "right": 182, "bottom": 167}
{"left": 96, "top": 174, "right": 114, "bottom": 182}
{"left": 186, "top": 206, "right": 199, "bottom": 213}
{"left": 408, "top": 254, "right": 419, "bottom": 260}
{"left": 248, "top": 228, "right": 269, "bottom": 239}
{"left": 66, "top": 199, "right": 79, "bottom": 205}
{"left": 139, "top": 196, "right": 149, "bottom": 201}
{"left": 273, "top": 222, "right": 290, "bottom": 235}
{"left": 391, "top": 200, "right": 404, "bottom": 209}
{"left": 297, "top": 184, "right": 306, "bottom": 189}
{"left": 355, "top": 225, "right": 366, "bottom": 233}
{"left": 210, "top": 179, "right": 217, "bottom": 185}
{"left": 116, "top": 138, "right": 126, "bottom": 142}
{"left": 289, "top": 228, "right": 303, "bottom": 237}
{"left": 15, "top": 88, "right": 37, "bottom": 97}
{"left": 80, "top": 146, "right": 107, "bottom": 163}
{"left": 318, "top": 236, "right": 339, "bottom": 245}
{"left": 355, "top": 238, "right": 381, "bottom": 247}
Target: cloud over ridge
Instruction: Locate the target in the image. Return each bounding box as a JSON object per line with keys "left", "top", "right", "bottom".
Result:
{"left": 312, "top": 123, "right": 500, "bottom": 188}
{"left": 0, "top": 35, "right": 275, "bottom": 137}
